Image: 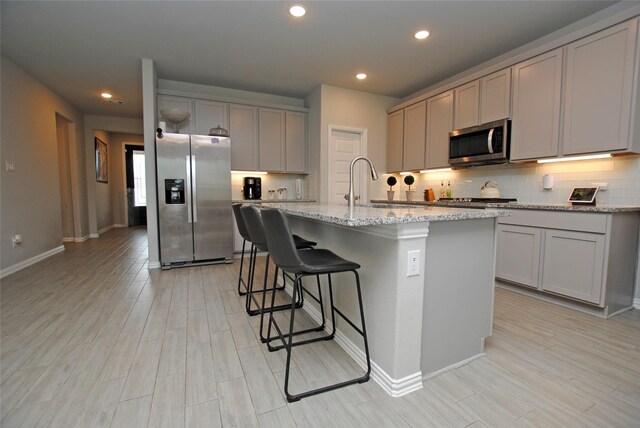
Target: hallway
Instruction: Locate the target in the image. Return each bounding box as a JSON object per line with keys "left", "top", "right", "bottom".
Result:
{"left": 1, "top": 227, "right": 640, "bottom": 427}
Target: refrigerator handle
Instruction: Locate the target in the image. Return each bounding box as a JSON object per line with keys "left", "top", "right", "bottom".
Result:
{"left": 191, "top": 155, "right": 198, "bottom": 223}
{"left": 186, "top": 156, "right": 192, "bottom": 224}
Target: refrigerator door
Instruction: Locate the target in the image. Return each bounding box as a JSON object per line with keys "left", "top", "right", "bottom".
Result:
{"left": 156, "top": 133, "right": 193, "bottom": 264}
{"left": 191, "top": 135, "right": 233, "bottom": 261}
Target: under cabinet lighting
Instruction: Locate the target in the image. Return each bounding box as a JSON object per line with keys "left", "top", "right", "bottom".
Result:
{"left": 420, "top": 168, "right": 452, "bottom": 173}
{"left": 231, "top": 170, "right": 268, "bottom": 175}
{"left": 399, "top": 171, "right": 417, "bottom": 175}
{"left": 537, "top": 154, "right": 612, "bottom": 164}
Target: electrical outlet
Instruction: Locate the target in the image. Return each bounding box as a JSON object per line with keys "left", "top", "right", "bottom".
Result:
{"left": 592, "top": 182, "right": 608, "bottom": 191}
{"left": 407, "top": 250, "right": 420, "bottom": 277}
{"left": 5, "top": 161, "right": 15, "bottom": 172}
{"left": 11, "top": 234, "right": 21, "bottom": 248}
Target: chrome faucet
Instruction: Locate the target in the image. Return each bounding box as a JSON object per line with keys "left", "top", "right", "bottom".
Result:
{"left": 347, "top": 156, "right": 379, "bottom": 207}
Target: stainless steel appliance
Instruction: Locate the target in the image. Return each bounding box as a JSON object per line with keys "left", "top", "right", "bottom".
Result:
{"left": 449, "top": 119, "right": 510, "bottom": 168}
{"left": 243, "top": 177, "right": 261, "bottom": 200}
{"left": 156, "top": 131, "right": 233, "bottom": 267}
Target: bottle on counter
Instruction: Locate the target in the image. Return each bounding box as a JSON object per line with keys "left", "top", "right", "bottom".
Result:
{"left": 439, "top": 180, "right": 446, "bottom": 199}
{"left": 446, "top": 180, "right": 452, "bottom": 198}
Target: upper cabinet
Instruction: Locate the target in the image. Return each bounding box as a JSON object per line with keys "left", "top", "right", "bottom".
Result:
{"left": 425, "top": 91, "right": 454, "bottom": 169}
{"left": 259, "top": 108, "right": 286, "bottom": 172}
{"left": 229, "top": 104, "right": 259, "bottom": 171}
{"left": 453, "top": 69, "right": 511, "bottom": 130}
{"left": 510, "top": 48, "right": 563, "bottom": 161}
{"left": 285, "top": 111, "right": 307, "bottom": 174}
{"left": 157, "top": 95, "right": 194, "bottom": 134}
{"left": 562, "top": 19, "right": 639, "bottom": 156}
{"left": 479, "top": 69, "right": 512, "bottom": 124}
{"left": 194, "top": 100, "right": 228, "bottom": 135}
{"left": 403, "top": 101, "right": 427, "bottom": 171}
{"left": 453, "top": 81, "right": 479, "bottom": 130}
{"left": 386, "top": 110, "right": 404, "bottom": 173}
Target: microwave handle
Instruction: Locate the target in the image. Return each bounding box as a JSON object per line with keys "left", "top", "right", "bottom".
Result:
{"left": 487, "top": 128, "right": 494, "bottom": 154}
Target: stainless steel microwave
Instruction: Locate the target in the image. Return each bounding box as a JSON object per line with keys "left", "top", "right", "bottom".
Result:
{"left": 449, "top": 119, "right": 510, "bottom": 168}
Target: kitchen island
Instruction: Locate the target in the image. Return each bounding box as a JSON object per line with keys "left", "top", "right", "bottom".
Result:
{"left": 262, "top": 202, "right": 510, "bottom": 397}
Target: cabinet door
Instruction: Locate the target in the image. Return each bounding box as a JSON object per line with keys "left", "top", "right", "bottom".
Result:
{"left": 480, "top": 68, "right": 511, "bottom": 123}
{"left": 425, "top": 91, "right": 453, "bottom": 169}
{"left": 511, "top": 48, "right": 563, "bottom": 160}
{"left": 229, "top": 104, "right": 259, "bottom": 171}
{"left": 285, "top": 111, "right": 307, "bottom": 173}
{"left": 562, "top": 20, "right": 638, "bottom": 155}
{"left": 194, "top": 100, "right": 228, "bottom": 136}
{"left": 402, "top": 101, "right": 427, "bottom": 171}
{"left": 387, "top": 110, "right": 404, "bottom": 173}
{"left": 157, "top": 95, "right": 194, "bottom": 134}
{"left": 259, "top": 108, "right": 286, "bottom": 172}
{"left": 541, "top": 230, "right": 605, "bottom": 304}
{"left": 496, "top": 224, "right": 542, "bottom": 288}
{"left": 454, "top": 80, "right": 479, "bottom": 130}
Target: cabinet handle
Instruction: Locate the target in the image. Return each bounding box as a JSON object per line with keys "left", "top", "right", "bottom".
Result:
{"left": 487, "top": 128, "right": 495, "bottom": 154}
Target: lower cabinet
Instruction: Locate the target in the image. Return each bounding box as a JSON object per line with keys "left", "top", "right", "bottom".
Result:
{"left": 495, "top": 209, "right": 638, "bottom": 313}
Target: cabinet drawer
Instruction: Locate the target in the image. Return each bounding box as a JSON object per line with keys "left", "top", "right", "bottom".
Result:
{"left": 498, "top": 209, "right": 607, "bottom": 233}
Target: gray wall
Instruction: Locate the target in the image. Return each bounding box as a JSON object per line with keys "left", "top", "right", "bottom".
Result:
{"left": 93, "top": 130, "right": 113, "bottom": 231}
{"left": 1, "top": 57, "right": 87, "bottom": 271}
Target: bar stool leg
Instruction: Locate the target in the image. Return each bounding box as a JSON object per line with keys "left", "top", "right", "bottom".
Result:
{"left": 237, "top": 240, "right": 251, "bottom": 296}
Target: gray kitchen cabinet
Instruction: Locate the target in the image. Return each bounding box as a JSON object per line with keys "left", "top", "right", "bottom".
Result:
{"left": 496, "top": 209, "right": 639, "bottom": 316}
{"left": 510, "top": 48, "right": 563, "bottom": 161}
{"left": 562, "top": 19, "right": 639, "bottom": 155}
{"left": 496, "top": 224, "right": 541, "bottom": 289}
{"left": 194, "top": 100, "right": 228, "bottom": 136}
{"left": 403, "top": 100, "right": 427, "bottom": 171}
{"left": 425, "top": 91, "right": 453, "bottom": 169}
{"left": 386, "top": 109, "right": 404, "bottom": 173}
{"left": 157, "top": 95, "right": 194, "bottom": 134}
{"left": 453, "top": 68, "right": 511, "bottom": 130}
{"left": 541, "top": 229, "right": 605, "bottom": 304}
{"left": 229, "top": 104, "right": 259, "bottom": 171}
{"left": 453, "top": 80, "right": 479, "bottom": 130}
{"left": 479, "top": 68, "right": 511, "bottom": 124}
{"left": 285, "top": 111, "right": 307, "bottom": 173}
{"left": 259, "top": 108, "right": 286, "bottom": 172}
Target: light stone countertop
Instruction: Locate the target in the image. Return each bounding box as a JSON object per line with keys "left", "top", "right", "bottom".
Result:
{"left": 260, "top": 202, "right": 511, "bottom": 227}
{"left": 232, "top": 199, "right": 316, "bottom": 204}
{"left": 370, "top": 200, "right": 640, "bottom": 213}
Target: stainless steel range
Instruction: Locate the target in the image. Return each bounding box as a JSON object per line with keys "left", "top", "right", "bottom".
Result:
{"left": 433, "top": 197, "right": 517, "bottom": 208}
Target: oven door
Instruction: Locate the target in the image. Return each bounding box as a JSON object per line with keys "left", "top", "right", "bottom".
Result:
{"left": 449, "top": 119, "right": 510, "bottom": 167}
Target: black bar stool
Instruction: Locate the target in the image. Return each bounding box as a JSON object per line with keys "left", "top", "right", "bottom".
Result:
{"left": 260, "top": 207, "right": 371, "bottom": 402}
{"left": 232, "top": 204, "right": 253, "bottom": 297}
{"left": 239, "top": 205, "right": 318, "bottom": 319}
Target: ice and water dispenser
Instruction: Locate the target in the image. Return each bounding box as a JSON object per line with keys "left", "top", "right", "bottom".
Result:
{"left": 165, "top": 179, "right": 185, "bottom": 204}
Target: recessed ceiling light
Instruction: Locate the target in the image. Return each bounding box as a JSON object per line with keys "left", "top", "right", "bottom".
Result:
{"left": 100, "top": 92, "right": 113, "bottom": 99}
{"left": 289, "top": 5, "right": 306, "bottom": 17}
{"left": 415, "top": 30, "right": 430, "bottom": 40}
{"left": 356, "top": 73, "right": 367, "bottom": 80}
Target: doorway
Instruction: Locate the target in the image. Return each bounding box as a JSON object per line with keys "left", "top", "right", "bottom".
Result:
{"left": 125, "top": 144, "right": 147, "bottom": 226}
{"left": 327, "top": 126, "right": 368, "bottom": 204}
{"left": 56, "top": 114, "right": 74, "bottom": 240}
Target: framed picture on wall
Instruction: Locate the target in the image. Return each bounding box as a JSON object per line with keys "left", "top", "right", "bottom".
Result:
{"left": 95, "top": 137, "right": 108, "bottom": 183}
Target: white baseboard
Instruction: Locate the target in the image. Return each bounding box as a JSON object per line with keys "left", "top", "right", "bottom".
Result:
{"left": 148, "top": 261, "right": 161, "bottom": 269}
{"left": 74, "top": 235, "right": 90, "bottom": 242}
{"left": 114, "top": 224, "right": 127, "bottom": 228}
{"left": 283, "top": 282, "right": 423, "bottom": 397}
{"left": 90, "top": 233, "right": 99, "bottom": 238}
{"left": 634, "top": 298, "right": 640, "bottom": 310}
{"left": 62, "top": 237, "right": 75, "bottom": 242}
{"left": 98, "top": 225, "right": 116, "bottom": 234}
{"left": 0, "top": 245, "right": 65, "bottom": 279}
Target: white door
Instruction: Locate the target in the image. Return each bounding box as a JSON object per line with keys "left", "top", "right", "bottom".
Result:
{"left": 329, "top": 129, "right": 365, "bottom": 204}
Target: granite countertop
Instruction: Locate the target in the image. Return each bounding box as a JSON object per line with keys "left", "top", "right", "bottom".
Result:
{"left": 233, "top": 199, "right": 316, "bottom": 204}
{"left": 262, "top": 202, "right": 511, "bottom": 227}
{"left": 370, "top": 199, "right": 640, "bottom": 213}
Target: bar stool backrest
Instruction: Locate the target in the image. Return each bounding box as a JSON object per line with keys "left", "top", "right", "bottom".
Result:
{"left": 232, "top": 204, "right": 250, "bottom": 241}
{"left": 240, "top": 205, "right": 268, "bottom": 252}
{"left": 261, "top": 208, "right": 305, "bottom": 273}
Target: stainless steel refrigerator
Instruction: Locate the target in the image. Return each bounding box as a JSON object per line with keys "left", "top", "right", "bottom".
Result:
{"left": 156, "top": 132, "right": 233, "bottom": 267}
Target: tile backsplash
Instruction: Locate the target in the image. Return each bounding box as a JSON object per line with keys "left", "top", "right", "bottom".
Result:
{"left": 371, "top": 156, "right": 640, "bottom": 206}
{"left": 232, "top": 173, "right": 308, "bottom": 201}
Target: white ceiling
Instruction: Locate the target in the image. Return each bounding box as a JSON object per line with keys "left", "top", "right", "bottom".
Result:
{"left": 1, "top": 1, "right": 621, "bottom": 118}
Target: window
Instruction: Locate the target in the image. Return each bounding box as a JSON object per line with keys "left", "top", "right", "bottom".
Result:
{"left": 133, "top": 151, "right": 146, "bottom": 207}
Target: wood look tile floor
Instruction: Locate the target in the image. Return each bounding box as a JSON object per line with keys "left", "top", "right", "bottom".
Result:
{"left": 1, "top": 226, "right": 639, "bottom": 427}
